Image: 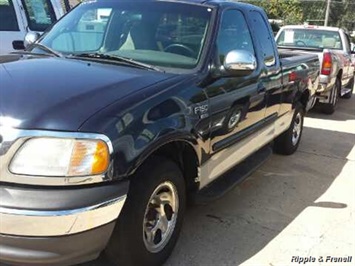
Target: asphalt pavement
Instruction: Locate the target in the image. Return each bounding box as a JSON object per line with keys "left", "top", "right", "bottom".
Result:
{"left": 165, "top": 94, "right": 355, "bottom": 266}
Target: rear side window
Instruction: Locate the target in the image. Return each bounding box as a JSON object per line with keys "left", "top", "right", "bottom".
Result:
{"left": 0, "top": 0, "right": 19, "bottom": 31}
{"left": 21, "top": 0, "right": 57, "bottom": 31}
{"left": 249, "top": 10, "right": 276, "bottom": 67}
{"left": 344, "top": 33, "right": 351, "bottom": 53}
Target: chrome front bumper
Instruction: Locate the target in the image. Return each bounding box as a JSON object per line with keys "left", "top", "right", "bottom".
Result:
{"left": 0, "top": 181, "right": 129, "bottom": 265}
{"left": 0, "top": 195, "right": 126, "bottom": 237}
{"left": 0, "top": 222, "right": 117, "bottom": 266}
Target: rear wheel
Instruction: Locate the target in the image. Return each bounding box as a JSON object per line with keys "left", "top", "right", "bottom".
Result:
{"left": 341, "top": 77, "right": 354, "bottom": 99}
{"left": 273, "top": 103, "right": 304, "bottom": 155}
{"left": 321, "top": 78, "right": 340, "bottom": 114}
{"left": 105, "top": 157, "right": 186, "bottom": 266}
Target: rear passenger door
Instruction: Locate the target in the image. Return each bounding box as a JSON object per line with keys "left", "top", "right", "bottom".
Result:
{"left": 343, "top": 33, "right": 354, "bottom": 83}
{"left": 0, "top": 0, "right": 25, "bottom": 54}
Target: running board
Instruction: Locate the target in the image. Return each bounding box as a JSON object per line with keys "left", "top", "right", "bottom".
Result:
{"left": 195, "top": 145, "right": 272, "bottom": 205}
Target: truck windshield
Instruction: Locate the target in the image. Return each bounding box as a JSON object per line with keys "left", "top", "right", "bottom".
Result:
{"left": 276, "top": 28, "right": 343, "bottom": 51}
{"left": 38, "top": 1, "right": 213, "bottom": 70}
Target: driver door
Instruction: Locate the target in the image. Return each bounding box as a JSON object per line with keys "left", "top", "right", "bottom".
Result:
{"left": 201, "top": 9, "right": 267, "bottom": 188}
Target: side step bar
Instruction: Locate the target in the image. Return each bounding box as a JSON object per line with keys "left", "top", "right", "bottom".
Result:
{"left": 195, "top": 145, "right": 272, "bottom": 205}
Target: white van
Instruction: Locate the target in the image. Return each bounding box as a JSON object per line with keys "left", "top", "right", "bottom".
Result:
{"left": 0, "top": 0, "right": 65, "bottom": 54}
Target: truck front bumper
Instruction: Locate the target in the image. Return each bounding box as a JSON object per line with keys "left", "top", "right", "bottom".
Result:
{"left": 0, "top": 181, "right": 129, "bottom": 265}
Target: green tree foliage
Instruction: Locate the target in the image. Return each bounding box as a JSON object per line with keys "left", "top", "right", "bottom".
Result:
{"left": 301, "top": 0, "right": 355, "bottom": 30}
{"left": 301, "top": 1, "right": 327, "bottom": 25}
{"left": 240, "top": 0, "right": 355, "bottom": 31}
{"left": 241, "top": 0, "right": 303, "bottom": 24}
{"left": 335, "top": 0, "right": 355, "bottom": 31}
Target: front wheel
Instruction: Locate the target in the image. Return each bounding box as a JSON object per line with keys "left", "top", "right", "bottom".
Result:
{"left": 105, "top": 157, "right": 186, "bottom": 266}
{"left": 273, "top": 103, "right": 304, "bottom": 155}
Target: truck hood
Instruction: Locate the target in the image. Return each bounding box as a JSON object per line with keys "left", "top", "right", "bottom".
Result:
{"left": 0, "top": 54, "right": 174, "bottom": 131}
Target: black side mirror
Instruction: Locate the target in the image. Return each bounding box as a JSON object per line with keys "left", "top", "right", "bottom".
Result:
{"left": 12, "top": 40, "right": 25, "bottom": 50}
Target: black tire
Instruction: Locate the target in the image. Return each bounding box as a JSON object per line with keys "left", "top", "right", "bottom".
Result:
{"left": 321, "top": 78, "right": 340, "bottom": 114}
{"left": 105, "top": 157, "right": 186, "bottom": 266}
{"left": 273, "top": 103, "right": 304, "bottom": 155}
{"left": 341, "top": 77, "right": 354, "bottom": 99}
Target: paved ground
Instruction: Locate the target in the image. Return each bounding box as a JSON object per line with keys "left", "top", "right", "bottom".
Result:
{"left": 165, "top": 95, "right": 355, "bottom": 266}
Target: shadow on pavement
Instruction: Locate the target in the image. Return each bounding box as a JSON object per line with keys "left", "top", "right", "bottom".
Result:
{"left": 164, "top": 126, "right": 354, "bottom": 266}
{"left": 82, "top": 124, "right": 354, "bottom": 266}
{"left": 307, "top": 93, "right": 355, "bottom": 121}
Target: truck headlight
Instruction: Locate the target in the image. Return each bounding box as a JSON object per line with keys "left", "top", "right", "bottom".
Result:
{"left": 9, "top": 138, "right": 110, "bottom": 176}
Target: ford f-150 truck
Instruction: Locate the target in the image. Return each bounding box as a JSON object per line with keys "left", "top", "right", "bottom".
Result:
{"left": 276, "top": 25, "right": 355, "bottom": 114}
{"left": 0, "top": 1, "right": 319, "bottom": 265}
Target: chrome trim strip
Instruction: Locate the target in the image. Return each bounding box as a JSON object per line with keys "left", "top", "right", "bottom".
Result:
{"left": 0, "top": 127, "right": 114, "bottom": 186}
{"left": 0, "top": 195, "right": 126, "bottom": 237}
{"left": 199, "top": 111, "right": 294, "bottom": 189}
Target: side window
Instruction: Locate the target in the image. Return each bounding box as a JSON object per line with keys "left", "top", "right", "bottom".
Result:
{"left": 249, "top": 10, "right": 276, "bottom": 67}
{"left": 217, "top": 9, "right": 255, "bottom": 64}
{"left": 344, "top": 33, "right": 351, "bottom": 53}
{"left": 21, "top": 0, "right": 57, "bottom": 31}
{"left": 0, "top": 0, "right": 19, "bottom": 31}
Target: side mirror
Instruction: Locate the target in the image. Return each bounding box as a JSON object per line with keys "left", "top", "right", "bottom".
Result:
{"left": 24, "top": 32, "right": 40, "bottom": 49}
{"left": 223, "top": 50, "right": 257, "bottom": 76}
{"left": 12, "top": 40, "right": 25, "bottom": 50}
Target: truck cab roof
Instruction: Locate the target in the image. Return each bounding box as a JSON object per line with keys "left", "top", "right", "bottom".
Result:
{"left": 91, "top": 0, "right": 261, "bottom": 10}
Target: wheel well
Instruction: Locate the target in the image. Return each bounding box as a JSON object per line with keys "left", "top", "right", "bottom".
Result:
{"left": 150, "top": 141, "right": 199, "bottom": 194}
{"left": 299, "top": 89, "right": 310, "bottom": 109}
{"left": 337, "top": 70, "right": 343, "bottom": 80}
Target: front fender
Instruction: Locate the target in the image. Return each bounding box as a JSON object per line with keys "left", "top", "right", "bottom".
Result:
{"left": 79, "top": 75, "right": 210, "bottom": 180}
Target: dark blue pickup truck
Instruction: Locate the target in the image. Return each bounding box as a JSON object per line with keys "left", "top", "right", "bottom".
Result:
{"left": 0, "top": 0, "right": 319, "bottom": 265}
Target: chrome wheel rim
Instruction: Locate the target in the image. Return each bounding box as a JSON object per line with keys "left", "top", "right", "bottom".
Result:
{"left": 143, "top": 181, "right": 179, "bottom": 253}
{"left": 292, "top": 112, "right": 302, "bottom": 146}
{"left": 228, "top": 110, "right": 241, "bottom": 129}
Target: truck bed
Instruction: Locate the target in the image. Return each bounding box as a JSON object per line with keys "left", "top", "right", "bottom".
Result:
{"left": 279, "top": 50, "right": 319, "bottom": 68}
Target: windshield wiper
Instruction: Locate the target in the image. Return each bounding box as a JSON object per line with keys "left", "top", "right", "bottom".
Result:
{"left": 72, "top": 53, "right": 163, "bottom": 72}
{"left": 29, "top": 43, "right": 63, "bottom": 58}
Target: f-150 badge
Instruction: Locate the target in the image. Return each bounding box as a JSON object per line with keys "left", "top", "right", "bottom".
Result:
{"left": 194, "top": 104, "right": 209, "bottom": 119}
